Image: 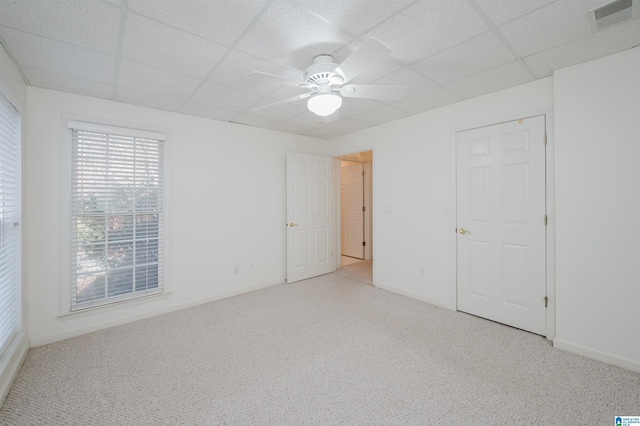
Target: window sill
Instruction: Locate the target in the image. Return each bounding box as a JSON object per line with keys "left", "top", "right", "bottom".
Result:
{"left": 58, "top": 291, "right": 172, "bottom": 320}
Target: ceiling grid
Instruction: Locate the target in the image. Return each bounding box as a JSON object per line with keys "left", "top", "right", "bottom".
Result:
{"left": 0, "top": 0, "right": 637, "bottom": 139}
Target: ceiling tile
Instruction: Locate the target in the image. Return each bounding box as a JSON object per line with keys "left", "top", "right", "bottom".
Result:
{"left": 122, "top": 13, "right": 227, "bottom": 79}
{"left": 498, "top": 0, "right": 608, "bottom": 57}
{"left": 287, "top": 111, "right": 335, "bottom": 128}
{"left": 180, "top": 102, "right": 239, "bottom": 122}
{"left": 118, "top": 60, "right": 201, "bottom": 100}
{"left": 23, "top": 66, "right": 114, "bottom": 100}
{"left": 304, "top": 128, "right": 340, "bottom": 139}
{"left": 372, "top": 67, "right": 436, "bottom": 94}
{"left": 391, "top": 87, "right": 462, "bottom": 114}
{"left": 234, "top": 0, "right": 353, "bottom": 71}
{"left": 334, "top": 98, "right": 383, "bottom": 118}
{"left": 349, "top": 105, "right": 410, "bottom": 125}
{"left": 411, "top": 31, "right": 514, "bottom": 84}
{"left": 445, "top": 61, "right": 533, "bottom": 99}
{"left": 0, "top": 0, "right": 120, "bottom": 53}
{"left": 128, "top": 0, "right": 269, "bottom": 46}
{"left": 474, "top": 0, "right": 557, "bottom": 26}
{"left": 524, "top": 18, "right": 640, "bottom": 78}
{"left": 115, "top": 87, "right": 185, "bottom": 111}
{"left": 0, "top": 28, "right": 115, "bottom": 84}
{"left": 272, "top": 121, "right": 313, "bottom": 136}
{"left": 248, "top": 98, "right": 308, "bottom": 121}
{"left": 210, "top": 50, "right": 301, "bottom": 96}
{"left": 229, "top": 113, "right": 281, "bottom": 130}
{"left": 319, "top": 117, "right": 373, "bottom": 135}
{"left": 292, "top": 0, "right": 415, "bottom": 36}
{"left": 189, "top": 82, "right": 262, "bottom": 112}
{"left": 364, "top": 0, "right": 489, "bottom": 63}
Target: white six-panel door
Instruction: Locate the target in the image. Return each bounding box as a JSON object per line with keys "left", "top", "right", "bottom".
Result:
{"left": 341, "top": 162, "right": 364, "bottom": 259}
{"left": 457, "top": 115, "right": 546, "bottom": 335}
{"left": 286, "top": 153, "right": 334, "bottom": 283}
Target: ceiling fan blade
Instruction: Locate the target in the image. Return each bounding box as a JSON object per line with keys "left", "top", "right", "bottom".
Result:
{"left": 243, "top": 71, "right": 301, "bottom": 87}
{"left": 333, "top": 38, "right": 391, "bottom": 84}
{"left": 340, "top": 84, "right": 407, "bottom": 101}
{"left": 253, "top": 92, "right": 312, "bottom": 111}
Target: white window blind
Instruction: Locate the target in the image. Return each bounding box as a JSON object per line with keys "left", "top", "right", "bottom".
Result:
{"left": 0, "top": 91, "right": 21, "bottom": 357}
{"left": 68, "top": 122, "right": 164, "bottom": 310}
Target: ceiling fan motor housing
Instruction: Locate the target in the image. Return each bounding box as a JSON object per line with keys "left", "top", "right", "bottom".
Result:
{"left": 303, "top": 54, "right": 341, "bottom": 84}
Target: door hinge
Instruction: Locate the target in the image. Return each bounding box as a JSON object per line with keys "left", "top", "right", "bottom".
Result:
{"left": 362, "top": 206, "right": 366, "bottom": 212}
{"left": 362, "top": 241, "right": 366, "bottom": 247}
{"left": 544, "top": 134, "right": 547, "bottom": 145}
{"left": 544, "top": 215, "right": 548, "bottom": 226}
{"left": 544, "top": 296, "right": 549, "bottom": 308}
{"left": 362, "top": 171, "right": 366, "bottom": 177}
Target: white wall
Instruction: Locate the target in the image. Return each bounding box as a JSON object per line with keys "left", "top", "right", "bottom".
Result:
{"left": 0, "top": 43, "right": 30, "bottom": 407}
{"left": 553, "top": 47, "right": 640, "bottom": 372}
{"left": 26, "top": 88, "right": 327, "bottom": 345}
{"left": 329, "top": 77, "right": 553, "bottom": 310}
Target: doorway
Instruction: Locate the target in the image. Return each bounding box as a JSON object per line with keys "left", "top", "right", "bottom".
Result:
{"left": 337, "top": 150, "right": 373, "bottom": 285}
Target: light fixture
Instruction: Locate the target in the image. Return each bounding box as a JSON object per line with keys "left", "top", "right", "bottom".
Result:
{"left": 307, "top": 93, "right": 342, "bottom": 117}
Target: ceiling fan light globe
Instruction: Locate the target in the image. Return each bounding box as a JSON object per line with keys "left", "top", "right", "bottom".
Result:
{"left": 307, "top": 93, "right": 342, "bottom": 116}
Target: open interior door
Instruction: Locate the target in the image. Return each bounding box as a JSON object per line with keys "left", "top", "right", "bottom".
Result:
{"left": 341, "top": 162, "right": 365, "bottom": 259}
{"left": 286, "top": 153, "right": 335, "bottom": 283}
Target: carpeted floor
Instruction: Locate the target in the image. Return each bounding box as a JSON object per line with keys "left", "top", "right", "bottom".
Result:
{"left": 1, "top": 268, "right": 639, "bottom": 425}
{"left": 337, "top": 258, "right": 372, "bottom": 285}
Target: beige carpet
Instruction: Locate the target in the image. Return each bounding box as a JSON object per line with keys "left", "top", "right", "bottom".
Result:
{"left": 1, "top": 270, "right": 639, "bottom": 425}
{"left": 338, "top": 258, "right": 373, "bottom": 285}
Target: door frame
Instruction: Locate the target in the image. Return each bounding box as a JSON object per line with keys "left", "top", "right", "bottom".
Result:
{"left": 332, "top": 149, "right": 375, "bottom": 276}
{"left": 449, "top": 108, "right": 556, "bottom": 340}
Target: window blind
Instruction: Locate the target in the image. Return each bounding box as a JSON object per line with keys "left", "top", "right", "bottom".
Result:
{"left": 0, "top": 92, "right": 21, "bottom": 357}
{"left": 69, "top": 124, "right": 164, "bottom": 310}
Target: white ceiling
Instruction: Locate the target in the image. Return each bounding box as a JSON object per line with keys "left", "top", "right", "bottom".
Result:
{"left": 1, "top": 0, "right": 638, "bottom": 139}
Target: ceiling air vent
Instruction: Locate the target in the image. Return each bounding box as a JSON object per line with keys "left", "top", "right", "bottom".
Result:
{"left": 589, "top": 0, "right": 638, "bottom": 31}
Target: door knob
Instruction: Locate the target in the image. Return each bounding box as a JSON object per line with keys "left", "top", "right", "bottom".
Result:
{"left": 459, "top": 227, "right": 470, "bottom": 234}
{"left": 288, "top": 222, "right": 299, "bottom": 227}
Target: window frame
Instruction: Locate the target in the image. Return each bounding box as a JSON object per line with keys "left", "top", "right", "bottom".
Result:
{"left": 60, "top": 116, "right": 170, "bottom": 315}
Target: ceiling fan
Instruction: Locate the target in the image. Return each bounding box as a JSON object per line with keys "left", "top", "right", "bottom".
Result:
{"left": 244, "top": 38, "right": 407, "bottom": 117}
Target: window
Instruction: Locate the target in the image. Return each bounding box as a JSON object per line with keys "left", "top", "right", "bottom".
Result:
{"left": 67, "top": 121, "right": 165, "bottom": 311}
{"left": 0, "top": 91, "right": 21, "bottom": 356}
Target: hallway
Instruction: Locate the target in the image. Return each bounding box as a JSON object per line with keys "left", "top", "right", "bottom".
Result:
{"left": 339, "top": 256, "right": 372, "bottom": 285}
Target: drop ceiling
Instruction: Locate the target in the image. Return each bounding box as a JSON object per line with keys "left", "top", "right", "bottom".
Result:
{"left": 0, "top": 0, "right": 638, "bottom": 139}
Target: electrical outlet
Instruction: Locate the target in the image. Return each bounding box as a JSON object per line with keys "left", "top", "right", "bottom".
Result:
{"left": 419, "top": 268, "right": 426, "bottom": 279}
{"left": 233, "top": 265, "right": 240, "bottom": 275}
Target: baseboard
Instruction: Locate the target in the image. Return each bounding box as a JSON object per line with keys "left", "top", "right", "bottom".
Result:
{"left": 553, "top": 338, "right": 640, "bottom": 373}
{"left": 375, "top": 282, "right": 453, "bottom": 311}
{"left": 30, "top": 279, "right": 283, "bottom": 347}
{"left": 0, "top": 332, "right": 29, "bottom": 408}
